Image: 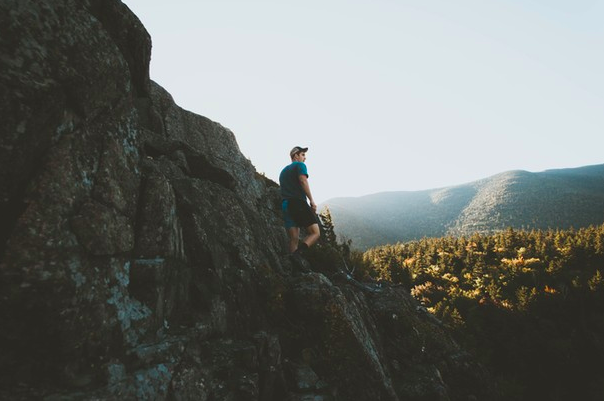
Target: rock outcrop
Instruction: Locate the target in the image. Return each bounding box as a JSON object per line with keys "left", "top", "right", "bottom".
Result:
{"left": 0, "top": 1, "right": 494, "bottom": 399}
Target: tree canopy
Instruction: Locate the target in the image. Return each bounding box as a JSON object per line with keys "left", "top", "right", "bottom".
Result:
{"left": 364, "top": 225, "right": 604, "bottom": 400}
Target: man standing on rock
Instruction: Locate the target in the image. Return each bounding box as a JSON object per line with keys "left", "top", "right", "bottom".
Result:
{"left": 279, "top": 146, "right": 320, "bottom": 267}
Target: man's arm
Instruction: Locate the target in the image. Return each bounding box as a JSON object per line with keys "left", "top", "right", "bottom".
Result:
{"left": 299, "top": 175, "right": 317, "bottom": 212}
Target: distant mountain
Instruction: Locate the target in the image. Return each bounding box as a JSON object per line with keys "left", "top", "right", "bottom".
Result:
{"left": 322, "top": 164, "right": 604, "bottom": 250}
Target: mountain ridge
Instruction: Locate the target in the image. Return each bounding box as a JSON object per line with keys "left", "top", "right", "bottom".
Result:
{"left": 323, "top": 163, "right": 604, "bottom": 250}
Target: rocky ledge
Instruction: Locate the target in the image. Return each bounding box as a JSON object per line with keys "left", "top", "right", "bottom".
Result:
{"left": 0, "top": 1, "right": 494, "bottom": 400}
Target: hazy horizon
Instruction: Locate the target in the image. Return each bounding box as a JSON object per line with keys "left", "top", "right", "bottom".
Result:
{"left": 321, "top": 161, "right": 604, "bottom": 202}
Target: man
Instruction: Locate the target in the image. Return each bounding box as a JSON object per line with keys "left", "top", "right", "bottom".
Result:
{"left": 279, "top": 146, "right": 320, "bottom": 266}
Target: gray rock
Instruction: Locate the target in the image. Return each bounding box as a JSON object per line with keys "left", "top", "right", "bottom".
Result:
{"left": 71, "top": 199, "right": 135, "bottom": 255}
{"left": 286, "top": 361, "right": 319, "bottom": 391}
{"left": 0, "top": 1, "right": 495, "bottom": 400}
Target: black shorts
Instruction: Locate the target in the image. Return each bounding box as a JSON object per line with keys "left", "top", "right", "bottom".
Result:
{"left": 282, "top": 198, "right": 318, "bottom": 229}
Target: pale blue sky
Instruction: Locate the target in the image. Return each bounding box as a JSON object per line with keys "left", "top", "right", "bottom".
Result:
{"left": 123, "top": 0, "right": 604, "bottom": 203}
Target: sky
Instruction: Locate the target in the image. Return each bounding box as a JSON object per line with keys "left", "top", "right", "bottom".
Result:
{"left": 123, "top": 0, "right": 604, "bottom": 203}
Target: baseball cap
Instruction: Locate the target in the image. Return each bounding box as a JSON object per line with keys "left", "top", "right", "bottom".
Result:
{"left": 290, "top": 146, "right": 309, "bottom": 158}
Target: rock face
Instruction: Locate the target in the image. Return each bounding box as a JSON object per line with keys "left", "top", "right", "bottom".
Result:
{"left": 0, "top": 1, "right": 493, "bottom": 400}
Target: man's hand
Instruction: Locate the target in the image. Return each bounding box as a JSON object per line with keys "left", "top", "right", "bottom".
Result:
{"left": 299, "top": 175, "right": 317, "bottom": 212}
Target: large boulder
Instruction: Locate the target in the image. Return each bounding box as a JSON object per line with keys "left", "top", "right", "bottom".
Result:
{"left": 0, "top": 1, "right": 495, "bottom": 400}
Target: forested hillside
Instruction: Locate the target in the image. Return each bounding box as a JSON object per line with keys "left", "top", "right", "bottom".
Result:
{"left": 325, "top": 164, "right": 604, "bottom": 250}
{"left": 362, "top": 224, "right": 604, "bottom": 400}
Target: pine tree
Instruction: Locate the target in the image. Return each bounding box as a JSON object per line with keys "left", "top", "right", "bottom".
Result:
{"left": 319, "top": 206, "right": 338, "bottom": 247}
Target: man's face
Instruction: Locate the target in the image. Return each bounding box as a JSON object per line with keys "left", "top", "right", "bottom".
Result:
{"left": 293, "top": 152, "right": 306, "bottom": 162}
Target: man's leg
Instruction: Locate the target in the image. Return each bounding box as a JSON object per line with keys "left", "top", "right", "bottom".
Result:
{"left": 287, "top": 227, "right": 300, "bottom": 253}
{"left": 302, "top": 223, "right": 320, "bottom": 248}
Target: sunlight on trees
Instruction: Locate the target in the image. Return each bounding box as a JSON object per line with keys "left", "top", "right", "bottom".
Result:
{"left": 363, "top": 223, "right": 604, "bottom": 400}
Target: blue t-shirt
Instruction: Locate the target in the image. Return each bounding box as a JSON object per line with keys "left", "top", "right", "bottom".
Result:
{"left": 279, "top": 161, "right": 308, "bottom": 201}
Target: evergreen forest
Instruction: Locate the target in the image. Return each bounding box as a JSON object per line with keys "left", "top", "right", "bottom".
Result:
{"left": 360, "top": 224, "right": 604, "bottom": 400}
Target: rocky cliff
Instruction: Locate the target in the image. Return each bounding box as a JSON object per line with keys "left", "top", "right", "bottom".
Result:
{"left": 0, "top": 1, "right": 493, "bottom": 400}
